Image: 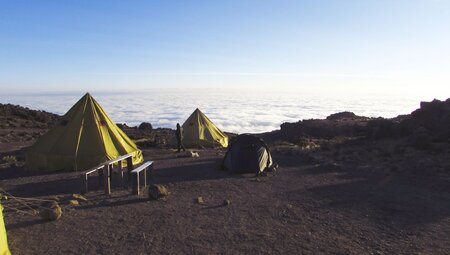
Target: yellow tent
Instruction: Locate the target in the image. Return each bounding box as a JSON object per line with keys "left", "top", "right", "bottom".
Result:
{"left": 26, "top": 93, "right": 143, "bottom": 171}
{"left": 182, "top": 108, "right": 228, "bottom": 148}
{"left": 1, "top": 202, "right": 11, "bottom": 255}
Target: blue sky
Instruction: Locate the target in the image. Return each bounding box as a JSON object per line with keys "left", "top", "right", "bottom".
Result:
{"left": 0, "top": 0, "right": 449, "bottom": 95}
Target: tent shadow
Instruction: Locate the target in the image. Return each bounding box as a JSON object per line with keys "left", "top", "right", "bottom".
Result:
{"left": 151, "top": 160, "right": 238, "bottom": 184}
{"left": 78, "top": 197, "right": 149, "bottom": 210}
{"left": 5, "top": 177, "right": 81, "bottom": 198}
{"left": 0, "top": 166, "right": 76, "bottom": 181}
{"left": 6, "top": 218, "right": 48, "bottom": 230}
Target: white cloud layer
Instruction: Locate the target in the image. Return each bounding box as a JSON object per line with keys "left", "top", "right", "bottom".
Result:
{"left": 0, "top": 89, "right": 444, "bottom": 133}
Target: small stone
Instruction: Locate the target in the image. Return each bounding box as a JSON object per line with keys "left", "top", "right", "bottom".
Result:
{"left": 39, "top": 202, "right": 62, "bottom": 221}
{"left": 149, "top": 184, "right": 169, "bottom": 200}
{"left": 189, "top": 151, "right": 200, "bottom": 158}
{"left": 222, "top": 199, "right": 231, "bottom": 206}
{"left": 195, "top": 197, "right": 205, "bottom": 204}
{"left": 68, "top": 200, "right": 79, "bottom": 206}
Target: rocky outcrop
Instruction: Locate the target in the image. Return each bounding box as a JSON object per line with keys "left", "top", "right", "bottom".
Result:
{"left": 280, "top": 112, "right": 370, "bottom": 141}
{"left": 402, "top": 99, "right": 450, "bottom": 140}
{"left": 138, "top": 122, "right": 153, "bottom": 131}
{"left": 0, "top": 103, "right": 60, "bottom": 129}
{"left": 326, "top": 111, "right": 357, "bottom": 121}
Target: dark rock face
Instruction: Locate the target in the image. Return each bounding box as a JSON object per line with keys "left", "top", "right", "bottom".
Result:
{"left": 280, "top": 112, "right": 369, "bottom": 141}
{"left": 398, "top": 99, "right": 450, "bottom": 147}
{"left": 279, "top": 99, "right": 450, "bottom": 145}
{"left": 326, "top": 111, "right": 356, "bottom": 121}
{"left": 403, "top": 99, "right": 450, "bottom": 139}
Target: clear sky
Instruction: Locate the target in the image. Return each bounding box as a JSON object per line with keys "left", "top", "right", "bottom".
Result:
{"left": 1, "top": 0, "right": 449, "bottom": 96}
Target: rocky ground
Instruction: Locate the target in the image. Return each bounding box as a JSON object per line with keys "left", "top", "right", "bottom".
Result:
{"left": 1, "top": 99, "right": 450, "bottom": 254}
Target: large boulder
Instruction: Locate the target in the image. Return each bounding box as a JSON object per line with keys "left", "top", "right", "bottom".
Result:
{"left": 148, "top": 184, "right": 169, "bottom": 200}
{"left": 39, "top": 202, "right": 62, "bottom": 221}
{"left": 138, "top": 122, "right": 153, "bottom": 131}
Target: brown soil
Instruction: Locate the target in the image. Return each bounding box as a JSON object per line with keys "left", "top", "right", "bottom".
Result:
{"left": 1, "top": 144, "right": 450, "bottom": 254}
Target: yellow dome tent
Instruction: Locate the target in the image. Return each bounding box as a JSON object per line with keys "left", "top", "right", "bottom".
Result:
{"left": 182, "top": 108, "right": 228, "bottom": 148}
{"left": 26, "top": 93, "right": 143, "bottom": 172}
{"left": 1, "top": 202, "right": 10, "bottom": 255}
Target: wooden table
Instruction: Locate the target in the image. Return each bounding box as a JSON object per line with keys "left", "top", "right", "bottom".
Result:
{"left": 102, "top": 153, "right": 134, "bottom": 195}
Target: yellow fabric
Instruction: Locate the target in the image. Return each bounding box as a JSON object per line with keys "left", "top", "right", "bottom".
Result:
{"left": 0, "top": 203, "right": 11, "bottom": 255}
{"left": 26, "top": 93, "right": 143, "bottom": 171}
{"left": 182, "top": 108, "right": 228, "bottom": 148}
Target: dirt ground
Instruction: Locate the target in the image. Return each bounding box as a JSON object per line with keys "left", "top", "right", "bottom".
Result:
{"left": 1, "top": 145, "right": 450, "bottom": 255}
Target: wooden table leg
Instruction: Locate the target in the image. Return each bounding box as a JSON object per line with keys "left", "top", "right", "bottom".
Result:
{"left": 143, "top": 168, "right": 147, "bottom": 188}
{"left": 132, "top": 172, "right": 139, "bottom": 195}
{"left": 118, "top": 160, "right": 124, "bottom": 188}
{"left": 80, "top": 174, "right": 88, "bottom": 194}
{"left": 103, "top": 165, "right": 111, "bottom": 195}
{"left": 126, "top": 157, "right": 134, "bottom": 188}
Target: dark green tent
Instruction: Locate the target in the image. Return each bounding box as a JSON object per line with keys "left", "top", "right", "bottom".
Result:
{"left": 222, "top": 134, "right": 274, "bottom": 174}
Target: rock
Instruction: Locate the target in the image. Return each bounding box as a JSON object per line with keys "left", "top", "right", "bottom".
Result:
{"left": 190, "top": 151, "right": 200, "bottom": 158}
{"left": 326, "top": 111, "right": 356, "bottom": 120}
{"left": 195, "top": 197, "right": 205, "bottom": 204}
{"left": 149, "top": 184, "right": 169, "bottom": 200}
{"left": 71, "top": 194, "right": 87, "bottom": 202}
{"left": 138, "top": 122, "right": 153, "bottom": 131}
{"left": 222, "top": 199, "right": 231, "bottom": 206}
{"left": 39, "top": 202, "right": 62, "bottom": 221}
{"left": 68, "top": 200, "right": 79, "bottom": 206}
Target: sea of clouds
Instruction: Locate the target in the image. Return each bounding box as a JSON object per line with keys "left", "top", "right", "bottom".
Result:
{"left": 0, "top": 89, "right": 425, "bottom": 133}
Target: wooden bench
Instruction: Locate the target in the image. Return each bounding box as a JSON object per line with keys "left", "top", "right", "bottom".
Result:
{"left": 130, "top": 161, "right": 154, "bottom": 195}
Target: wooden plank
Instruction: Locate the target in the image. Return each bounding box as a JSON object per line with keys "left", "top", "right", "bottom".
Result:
{"left": 130, "top": 161, "right": 153, "bottom": 173}
{"left": 104, "top": 153, "right": 133, "bottom": 165}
